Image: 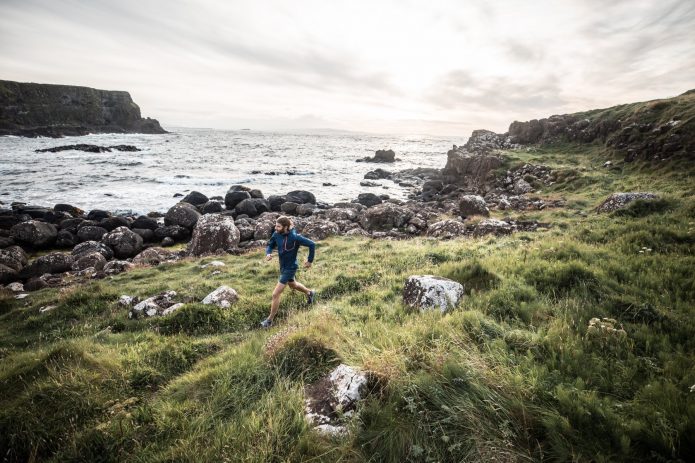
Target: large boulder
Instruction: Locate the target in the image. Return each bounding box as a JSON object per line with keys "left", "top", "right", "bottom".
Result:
{"left": 104, "top": 260, "right": 134, "bottom": 276}
{"left": 302, "top": 219, "right": 339, "bottom": 241}
{"left": 267, "top": 195, "right": 286, "bottom": 212}
{"left": 254, "top": 218, "right": 276, "bottom": 241}
{"left": 0, "top": 264, "right": 18, "bottom": 284}
{"left": 99, "top": 216, "right": 131, "bottom": 231}
{"left": 154, "top": 225, "right": 191, "bottom": 242}
{"left": 201, "top": 285, "right": 239, "bottom": 308}
{"left": 321, "top": 207, "right": 358, "bottom": 222}
{"left": 0, "top": 245, "right": 28, "bottom": 272}
{"left": 403, "top": 275, "right": 465, "bottom": 313}
{"left": 54, "top": 203, "right": 84, "bottom": 217}
{"left": 182, "top": 191, "right": 209, "bottom": 207}
{"left": 286, "top": 190, "right": 316, "bottom": 205}
{"left": 128, "top": 290, "right": 181, "bottom": 319}
{"left": 101, "top": 226, "right": 143, "bottom": 259}
{"left": 56, "top": 230, "right": 78, "bottom": 248}
{"left": 187, "top": 214, "right": 240, "bottom": 256}
{"left": 20, "top": 252, "right": 74, "bottom": 279}
{"left": 225, "top": 189, "right": 252, "bottom": 209}
{"left": 596, "top": 192, "right": 659, "bottom": 213}
{"left": 72, "top": 252, "right": 107, "bottom": 271}
{"left": 10, "top": 220, "right": 58, "bottom": 248}
{"left": 132, "top": 215, "right": 159, "bottom": 230}
{"left": 87, "top": 209, "right": 111, "bottom": 221}
{"left": 72, "top": 240, "right": 114, "bottom": 260}
{"left": 132, "top": 247, "right": 175, "bottom": 266}
{"left": 200, "top": 200, "right": 223, "bottom": 214}
{"left": 165, "top": 202, "right": 201, "bottom": 229}
{"left": 359, "top": 203, "right": 412, "bottom": 231}
{"left": 357, "top": 193, "right": 382, "bottom": 207}
{"left": 427, "top": 219, "right": 467, "bottom": 239}
{"left": 77, "top": 225, "right": 108, "bottom": 242}
{"left": 235, "top": 198, "right": 270, "bottom": 218}
{"left": 459, "top": 195, "right": 489, "bottom": 217}
{"left": 473, "top": 219, "right": 513, "bottom": 236}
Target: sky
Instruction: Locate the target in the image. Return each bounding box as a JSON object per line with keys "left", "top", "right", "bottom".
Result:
{"left": 1, "top": 0, "right": 694, "bottom": 136}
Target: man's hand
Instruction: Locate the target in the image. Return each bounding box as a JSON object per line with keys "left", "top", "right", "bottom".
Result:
{"left": 303, "top": 261, "right": 312, "bottom": 269}
{"left": 265, "top": 254, "right": 273, "bottom": 262}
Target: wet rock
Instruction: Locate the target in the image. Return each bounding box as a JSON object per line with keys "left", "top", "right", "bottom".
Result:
{"left": 165, "top": 202, "right": 201, "bottom": 229}
{"left": 72, "top": 240, "right": 114, "bottom": 260}
{"left": 87, "top": 209, "right": 111, "bottom": 221}
{"left": 596, "top": 192, "right": 659, "bottom": 213}
{"left": 54, "top": 203, "right": 84, "bottom": 217}
{"left": 249, "top": 189, "right": 264, "bottom": 199}
{"left": 267, "top": 195, "right": 286, "bottom": 212}
{"left": 459, "top": 195, "right": 490, "bottom": 217}
{"left": 132, "top": 228, "right": 155, "bottom": 242}
{"left": 154, "top": 225, "right": 190, "bottom": 242}
{"left": 102, "top": 226, "right": 143, "bottom": 259}
{"left": 403, "top": 275, "right": 465, "bottom": 312}
{"left": 357, "top": 193, "right": 382, "bottom": 207}
{"left": 182, "top": 191, "right": 209, "bottom": 207}
{"left": 10, "top": 220, "right": 58, "bottom": 248}
{"left": 133, "top": 247, "right": 175, "bottom": 266}
{"left": 99, "top": 216, "right": 131, "bottom": 232}
{"left": 187, "top": 214, "right": 240, "bottom": 256}
{"left": 56, "top": 230, "right": 78, "bottom": 248}
{"left": 77, "top": 225, "right": 108, "bottom": 242}
{"left": 235, "top": 198, "right": 270, "bottom": 218}
{"left": 20, "top": 252, "right": 74, "bottom": 279}
{"left": 225, "top": 189, "right": 252, "bottom": 209}
{"left": 200, "top": 200, "right": 223, "bottom": 214}
{"left": 72, "top": 252, "right": 107, "bottom": 271}
{"left": 426, "top": 219, "right": 467, "bottom": 239}
{"left": 104, "top": 260, "right": 135, "bottom": 275}
{"left": 358, "top": 149, "right": 396, "bottom": 163}
{"left": 132, "top": 215, "right": 159, "bottom": 230}
{"left": 286, "top": 190, "right": 316, "bottom": 204}
{"left": 201, "top": 285, "right": 238, "bottom": 308}
{"left": 364, "top": 168, "right": 392, "bottom": 180}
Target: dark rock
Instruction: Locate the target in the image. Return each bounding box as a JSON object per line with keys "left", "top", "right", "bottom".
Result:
{"left": 20, "top": 252, "right": 74, "bottom": 279}
{"left": 132, "top": 228, "right": 155, "bottom": 242}
{"left": 14, "top": 205, "right": 54, "bottom": 221}
{"left": 427, "top": 220, "right": 467, "bottom": 239}
{"left": 77, "top": 225, "right": 108, "bottom": 242}
{"left": 87, "top": 209, "right": 111, "bottom": 221}
{"left": 165, "top": 202, "right": 201, "bottom": 229}
{"left": 154, "top": 225, "right": 190, "bottom": 241}
{"left": 0, "top": 264, "right": 18, "bottom": 284}
{"left": 364, "top": 168, "right": 391, "bottom": 180}
{"left": 596, "top": 192, "right": 659, "bottom": 213}
{"left": 281, "top": 202, "right": 299, "bottom": 214}
{"left": 358, "top": 149, "right": 396, "bottom": 163}
{"left": 99, "top": 216, "right": 131, "bottom": 231}
{"left": 296, "top": 203, "right": 316, "bottom": 216}
{"left": 268, "top": 195, "right": 286, "bottom": 212}
{"left": 72, "top": 241, "right": 114, "bottom": 260}
{"left": 360, "top": 181, "right": 381, "bottom": 187}
{"left": 359, "top": 203, "right": 412, "bottom": 231}
{"left": 132, "top": 215, "right": 159, "bottom": 230}
{"left": 56, "top": 230, "right": 78, "bottom": 248}
{"left": 103, "top": 260, "right": 135, "bottom": 275}
{"left": 235, "top": 198, "right": 270, "bottom": 218}
{"left": 0, "top": 236, "right": 14, "bottom": 248}
{"left": 286, "top": 190, "right": 316, "bottom": 204}
{"left": 59, "top": 218, "right": 84, "bottom": 233}
{"left": 25, "top": 277, "right": 49, "bottom": 291}
{"left": 101, "top": 226, "right": 143, "bottom": 258}
{"left": 235, "top": 218, "right": 256, "bottom": 242}
{"left": 10, "top": 220, "right": 58, "bottom": 248}
{"left": 459, "top": 195, "right": 490, "bottom": 217}
{"left": 249, "top": 189, "right": 264, "bottom": 199}
{"left": 200, "top": 200, "right": 223, "bottom": 214}
{"left": 161, "top": 237, "right": 175, "bottom": 247}
{"left": 357, "top": 193, "right": 382, "bottom": 207}
{"left": 187, "top": 214, "right": 240, "bottom": 256}
{"left": 225, "top": 190, "right": 251, "bottom": 209}
{"left": 0, "top": 245, "right": 28, "bottom": 272}
{"left": 35, "top": 144, "right": 141, "bottom": 153}
{"left": 182, "top": 191, "right": 209, "bottom": 206}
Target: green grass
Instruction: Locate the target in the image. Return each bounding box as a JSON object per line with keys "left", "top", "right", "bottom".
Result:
{"left": 1, "top": 150, "right": 694, "bottom": 462}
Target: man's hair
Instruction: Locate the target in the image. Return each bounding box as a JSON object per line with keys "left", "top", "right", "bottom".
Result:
{"left": 276, "top": 216, "right": 293, "bottom": 229}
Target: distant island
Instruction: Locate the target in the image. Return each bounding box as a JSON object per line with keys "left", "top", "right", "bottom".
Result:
{"left": 0, "top": 79, "right": 167, "bottom": 137}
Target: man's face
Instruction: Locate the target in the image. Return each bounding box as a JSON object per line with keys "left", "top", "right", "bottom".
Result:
{"left": 275, "top": 222, "right": 289, "bottom": 234}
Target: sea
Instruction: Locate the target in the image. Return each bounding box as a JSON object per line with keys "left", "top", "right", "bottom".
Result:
{"left": 0, "top": 127, "right": 460, "bottom": 216}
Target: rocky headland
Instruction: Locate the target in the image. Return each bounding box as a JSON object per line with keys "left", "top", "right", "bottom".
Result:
{"left": 0, "top": 80, "right": 166, "bottom": 137}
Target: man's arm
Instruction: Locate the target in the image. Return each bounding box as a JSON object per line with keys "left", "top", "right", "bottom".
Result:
{"left": 265, "top": 232, "right": 277, "bottom": 256}
{"left": 296, "top": 234, "right": 316, "bottom": 263}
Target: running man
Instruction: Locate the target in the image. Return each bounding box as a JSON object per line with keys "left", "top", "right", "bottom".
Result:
{"left": 261, "top": 216, "right": 316, "bottom": 328}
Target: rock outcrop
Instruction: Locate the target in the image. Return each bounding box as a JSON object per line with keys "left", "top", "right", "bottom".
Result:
{"left": 0, "top": 80, "right": 166, "bottom": 137}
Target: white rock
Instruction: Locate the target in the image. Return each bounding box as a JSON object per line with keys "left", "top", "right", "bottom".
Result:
{"left": 329, "top": 364, "right": 369, "bottom": 410}
{"left": 200, "top": 260, "right": 226, "bottom": 268}
{"left": 403, "top": 275, "right": 465, "bottom": 313}
{"left": 314, "top": 424, "right": 348, "bottom": 437}
{"left": 15, "top": 293, "right": 29, "bottom": 299}
{"left": 118, "top": 295, "right": 136, "bottom": 307}
{"left": 39, "top": 305, "right": 57, "bottom": 313}
{"left": 6, "top": 282, "right": 24, "bottom": 292}
{"left": 201, "top": 285, "right": 238, "bottom": 308}
{"left": 162, "top": 302, "right": 185, "bottom": 316}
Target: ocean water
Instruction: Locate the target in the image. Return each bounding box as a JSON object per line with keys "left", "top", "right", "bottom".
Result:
{"left": 0, "top": 128, "right": 458, "bottom": 215}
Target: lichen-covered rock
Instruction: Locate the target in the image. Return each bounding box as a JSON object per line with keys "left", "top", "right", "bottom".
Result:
{"left": 71, "top": 252, "right": 107, "bottom": 271}
{"left": 103, "top": 260, "right": 135, "bottom": 275}
{"left": 187, "top": 214, "right": 240, "bottom": 256}
{"left": 513, "top": 179, "right": 533, "bottom": 194}
{"left": 427, "top": 219, "right": 467, "bottom": 239}
{"left": 302, "top": 219, "right": 339, "bottom": 241}
{"left": 304, "top": 364, "right": 370, "bottom": 436}
{"left": 473, "top": 219, "right": 513, "bottom": 236}
{"left": 72, "top": 240, "right": 114, "bottom": 260}
{"left": 76, "top": 225, "right": 108, "bottom": 242}
{"left": 459, "top": 195, "right": 489, "bottom": 217}
{"left": 20, "top": 252, "right": 74, "bottom": 279}
{"left": 201, "top": 285, "right": 238, "bottom": 308}
{"left": 0, "top": 245, "right": 28, "bottom": 272}
{"left": 154, "top": 225, "right": 191, "bottom": 242}
{"left": 596, "top": 192, "right": 659, "bottom": 213}
{"left": 253, "top": 218, "right": 276, "bottom": 241}
{"left": 102, "top": 226, "right": 143, "bottom": 258}
{"left": 358, "top": 203, "right": 412, "bottom": 231}
{"left": 10, "top": 220, "right": 58, "bottom": 248}
{"left": 129, "top": 290, "right": 179, "bottom": 318}
{"left": 403, "top": 275, "right": 465, "bottom": 312}
{"left": 0, "top": 264, "right": 18, "bottom": 284}
{"left": 132, "top": 247, "right": 175, "bottom": 266}
{"left": 165, "top": 202, "right": 201, "bottom": 229}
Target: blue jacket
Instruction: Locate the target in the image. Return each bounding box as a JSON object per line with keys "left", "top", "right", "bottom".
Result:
{"left": 266, "top": 229, "right": 315, "bottom": 270}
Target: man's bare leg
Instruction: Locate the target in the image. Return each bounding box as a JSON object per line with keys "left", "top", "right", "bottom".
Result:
{"left": 268, "top": 282, "right": 286, "bottom": 321}
{"left": 288, "top": 280, "right": 310, "bottom": 295}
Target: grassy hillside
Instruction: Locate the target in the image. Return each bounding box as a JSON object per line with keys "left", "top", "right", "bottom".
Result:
{"left": 1, "top": 145, "right": 694, "bottom": 462}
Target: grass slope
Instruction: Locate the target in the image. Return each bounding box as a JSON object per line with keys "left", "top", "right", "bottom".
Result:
{"left": 1, "top": 145, "right": 694, "bottom": 462}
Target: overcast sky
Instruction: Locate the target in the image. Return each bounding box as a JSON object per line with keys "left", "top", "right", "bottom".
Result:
{"left": 1, "top": 0, "right": 694, "bottom": 136}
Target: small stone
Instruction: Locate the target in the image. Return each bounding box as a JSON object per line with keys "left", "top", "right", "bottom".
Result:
{"left": 201, "top": 285, "right": 238, "bottom": 308}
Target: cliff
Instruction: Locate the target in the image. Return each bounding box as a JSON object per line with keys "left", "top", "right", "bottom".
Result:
{"left": 0, "top": 80, "right": 167, "bottom": 137}
{"left": 506, "top": 89, "right": 695, "bottom": 161}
